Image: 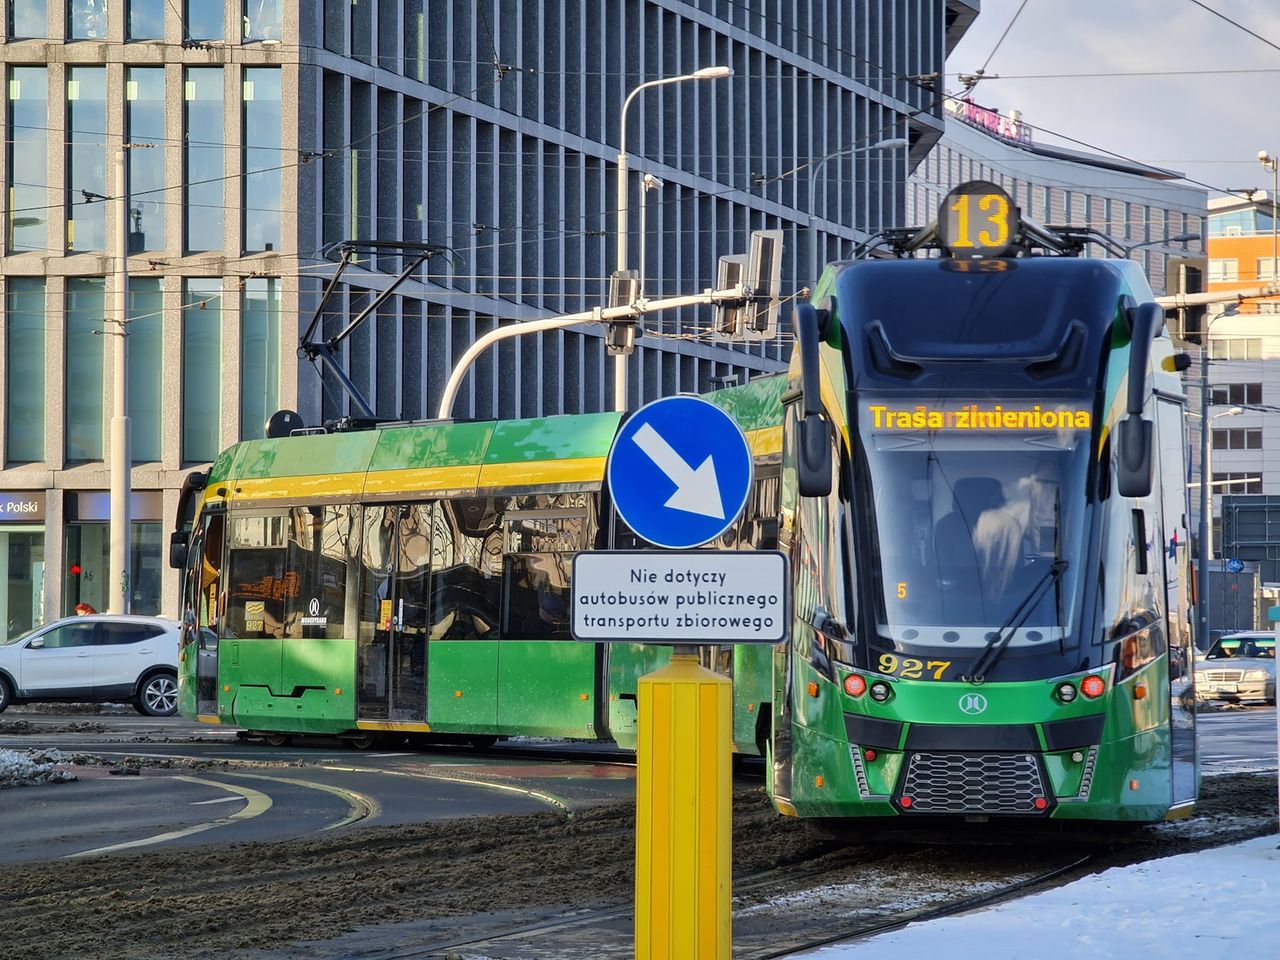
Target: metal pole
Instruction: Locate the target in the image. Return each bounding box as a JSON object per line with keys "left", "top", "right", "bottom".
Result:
{"left": 1272, "top": 161, "right": 1277, "bottom": 284}
{"left": 1197, "top": 316, "right": 1212, "bottom": 649}
{"left": 108, "top": 144, "right": 132, "bottom": 614}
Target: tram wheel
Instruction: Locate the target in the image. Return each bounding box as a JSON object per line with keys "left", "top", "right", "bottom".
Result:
{"left": 468, "top": 735, "right": 498, "bottom": 750}
{"left": 347, "top": 733, "right": 377, "bottom": 750}
{"left": 263, "top": 733, "right": 291, "bottom": 747}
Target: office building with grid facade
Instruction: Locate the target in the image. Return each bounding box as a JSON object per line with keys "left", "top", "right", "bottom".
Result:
{"left": 0, "top": 0, "right": 976, "bottom": 631}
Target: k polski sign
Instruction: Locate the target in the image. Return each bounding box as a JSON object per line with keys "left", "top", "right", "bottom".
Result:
{"left": 571, "top": 551, "right": 788, "bottom": 643}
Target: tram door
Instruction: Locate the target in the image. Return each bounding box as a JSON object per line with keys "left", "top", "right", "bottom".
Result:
{"left": 1157, "top": 399, "right": 1198, "bottom": 804}
{"left": 357, "top": 504, "right": 430, "bottom": 724}
{"left": 192, "top": 510, "right": 225, "bottom": 718}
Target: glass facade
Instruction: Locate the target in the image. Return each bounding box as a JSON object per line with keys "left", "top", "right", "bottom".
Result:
{"left": 244, "top": 0, "right": 282, "bottom": 41}
{"left": 7, "top": 0, "right": 46, "bottom": 38}
{"left": 7, "top": 66, "right": 48, "bottom": 252}
{"left": 128, "top": 277, "right": 163, "bottom": 462}
{"left": 182, "top": 279, "right": 222, "bottom": 462}
{"left": 65, "top": 277, "right": 106, "bottom": 461}
{"left": 243, "top": 68, "right": 282, "bottom": 252}
{"left": 185, "top": 68, "right": 224, "bottom": 252}
{"left": 68, "top": 0, "right": 108, "bottom": 39}
{"left": 126, "top": 67, "right": 165, "bottom": 251}
{"left": 66, "top": 66, "right": 108, "bottom": 252}
{"left": 241, "top": 278, "right": 280, "bottom": 439}
{"left": 127, "top": 0, "right": 164, "bottom": 39}
{"left": 186, "top": 0, "right": 223, "bottom": 39}
{"left": 0, "top": 528, "right": 45, "bottom": 643}
{"left": 4, "top": 278, "right": 45, "bottom": 463}
{"left": 63, "top": 521, "right": 163, "bottom": 615}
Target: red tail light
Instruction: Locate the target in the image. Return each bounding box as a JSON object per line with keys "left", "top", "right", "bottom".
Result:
{"left": 844, "top": 674, "right": 867, "bottom": 697}
{"left": 900, "top": 795, "right": 914, "bottom": 808}
{"left": 1080, "top": 674, "right": 1106, "bottom": 698}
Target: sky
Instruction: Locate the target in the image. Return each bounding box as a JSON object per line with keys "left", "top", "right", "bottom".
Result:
{"left": 796, "top": 833, "right": 1280, "bottom": 959}
{"left": 943, "top": 0, "right": 1280, "bottom": 202}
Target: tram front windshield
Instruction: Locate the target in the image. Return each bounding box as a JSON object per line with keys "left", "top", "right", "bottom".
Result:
{"left": 854, "top": 398, "right": 1092, "bottom": 654}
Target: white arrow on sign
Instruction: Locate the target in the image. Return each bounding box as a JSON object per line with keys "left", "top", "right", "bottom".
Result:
{"left": 631, "top": 422, "right": 725, "bottom": 519}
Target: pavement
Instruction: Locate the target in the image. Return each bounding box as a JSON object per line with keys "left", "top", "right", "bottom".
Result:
{"left": 796, "top": 828, "right": 1280, "bottom": 959}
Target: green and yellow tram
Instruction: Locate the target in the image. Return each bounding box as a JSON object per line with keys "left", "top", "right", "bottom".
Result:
{"left": 770, "top": 181, "right": 1198, "bottom": 822}
{"left": 171, "top": 378, "right": 783, "bottom": 752}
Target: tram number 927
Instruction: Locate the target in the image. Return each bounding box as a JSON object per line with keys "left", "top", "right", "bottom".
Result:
{"left": 877, "top": 654, "right": 953, "bottom": 681}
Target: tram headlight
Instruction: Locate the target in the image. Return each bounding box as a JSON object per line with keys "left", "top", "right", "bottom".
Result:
{"left": 1054, "top": 681, "right": 1078, "bottom": 703}
{"left": 868, "top": 681, "right": 893, "bottom": 703}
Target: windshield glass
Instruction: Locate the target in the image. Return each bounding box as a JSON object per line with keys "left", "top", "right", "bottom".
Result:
{"left": 854, "top": 397, "right": 1092, "bottom": 651}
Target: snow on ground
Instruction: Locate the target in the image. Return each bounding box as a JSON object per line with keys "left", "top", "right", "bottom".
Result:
{"left": 0, "top": 748, "right": 78, "bottom": 788}
{"left": 795, "top": 833, "right": 1280, "bottom": 960}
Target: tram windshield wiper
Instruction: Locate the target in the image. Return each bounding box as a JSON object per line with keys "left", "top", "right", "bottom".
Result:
{"left": 963, "top": 559, "right": 1068, "bottom": 685}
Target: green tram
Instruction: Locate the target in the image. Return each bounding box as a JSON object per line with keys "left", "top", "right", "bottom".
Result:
{"left": 173, "top": 180, "right": 1197, "bottom": 822}
{"left": 772, "top": 181, "right": 1197, "bottom": 822}
{"left": 171, "top": 378, "right": 783, "bottom": 753}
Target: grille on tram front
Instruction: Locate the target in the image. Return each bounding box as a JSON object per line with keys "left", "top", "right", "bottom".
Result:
{"left": 897, "top": 752, "right": 1048, "bottom": 814}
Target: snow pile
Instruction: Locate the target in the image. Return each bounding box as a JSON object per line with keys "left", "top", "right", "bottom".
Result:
{"left": 0, "top": 747, "right": 79, "bottom": 789}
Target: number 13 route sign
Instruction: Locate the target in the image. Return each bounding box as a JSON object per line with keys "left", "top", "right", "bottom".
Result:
{"left": 606, "top": 395, "right": 753, "bottom": 550}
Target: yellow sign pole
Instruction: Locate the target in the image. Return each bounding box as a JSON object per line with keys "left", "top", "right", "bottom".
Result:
{"left": 635, "top": 650, "right": 732, "bottom": 959}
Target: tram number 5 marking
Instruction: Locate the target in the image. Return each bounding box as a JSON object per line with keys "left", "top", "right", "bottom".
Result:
{"left": 877, "top": 654, "right": 952, "bottom": 681}
{"left": 947, "top": 192, "right": 1010, "bottom": 249}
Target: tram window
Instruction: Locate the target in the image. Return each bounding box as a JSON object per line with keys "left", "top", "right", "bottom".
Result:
{"left": 501, "top": 494, "right": 595, "bottom": 640}
{"left": 224, "top": 506, "right": 354, "bottom": 640}
{"left": 427, "top": 499, "right": 501, "bottom": 639}
{"left": 714, "top": 472, "right": 780, "bottom": 550}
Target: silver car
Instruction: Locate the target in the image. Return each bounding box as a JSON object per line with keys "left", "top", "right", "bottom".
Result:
{"left": 1195, "top": 632, "right": 1277, "bottom": 705}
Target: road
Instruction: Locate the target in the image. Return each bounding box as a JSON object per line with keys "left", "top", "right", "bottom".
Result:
{"left": 1, "top": 706, "right": 1274, "bottom": 864}
{"left": 0, "top": 711, "right": 641, "bottom": 862}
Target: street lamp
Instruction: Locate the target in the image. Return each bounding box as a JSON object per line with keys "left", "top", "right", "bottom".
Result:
{"left": 807, "top": 137, "right": 909, "bottom": 286}
{"left": 1258, "top": 150, "right": 1278, "bottom": 285}
{"left": 613, "top": 66, "right": 733, "bottom": 412}
{"left": 1197, "top": 292, "right": 1243, "bottom": 648}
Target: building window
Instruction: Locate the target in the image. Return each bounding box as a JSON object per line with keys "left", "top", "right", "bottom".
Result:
{"left": 324, "top": 0, "right": 345, "bottom": 53}
{"left": 1212, "top": 428, "right": 1262, "bottom": 451}
{"left": 1256, "top": 258, "right": 1278, "bottom": 282}
{"left": 66, "top": 277, "right": 106, "bottom": 462}
{"left": 1209, "top": 337, "right": 1263, "bottom": 361}
{"left": 405, "top": 0, "right": 425, "bottom": 80}
{"left": 1213, "top": 472, "right": 1263, "bottom": 495}
{"left": 7, "top": 67, "right": 48, "bottom": 252}
{"left": 240, "top": 278, "right": 280, "bottom": 439}
{"left": 182, "top": 279, "right": 222, "bottom": 462}
{"left": 68, "top": 0, "right": 107, "bottom": 39}
{"left": 5, "top": 277, "right": 45, "bottom": 463}
{"left": 1211, "top": 383, "right": 1262, "bottom": 406}
{"left": 67, "top": 66, "right": 107, "bottom": 252}
{"left": 242, "top": 68, "right": 282, "bottom": 252}
{"left": 126, "top": 67, "right": 165, "bottom": 251}
{"left": 63, "top": 521, "right": 163, "bottom": 616}
{"left": 127, "top": 0, "right": 163, "bottom": 39}
{"left": 243, "top": 0, "right": 282, "bottom": 40}
{"left": 8, "top": 0, "right": 46, "bottom": 37}
{"left": 1208, "top": 259, "right": 1239, "bottom": 282}
{"left": 128, "top": 278, "right": 163, "bottom": 462}
{"left": 185, "top": 0, "right": 222, "bottom": 39}
{"left": 184, "top": 68, "right": 224, "bottom": 252}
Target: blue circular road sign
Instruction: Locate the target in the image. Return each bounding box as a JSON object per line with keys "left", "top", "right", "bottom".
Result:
{"left": 607, "top": 396, "right": 753, "bottom": 549}
{"left": 1227, "top": 558, "right": 1244, "bottom": 574}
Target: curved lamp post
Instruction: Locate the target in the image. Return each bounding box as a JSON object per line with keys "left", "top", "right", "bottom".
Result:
{"left": 613, "top": 66, "right": 733, "bottom": 412}
{"left": 806, "top": 136, "right": 908, "bottom": 285}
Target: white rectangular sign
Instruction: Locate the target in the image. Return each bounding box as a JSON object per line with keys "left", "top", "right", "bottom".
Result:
{"left": 571, "top": 550, "right": 789, "bottom": 644}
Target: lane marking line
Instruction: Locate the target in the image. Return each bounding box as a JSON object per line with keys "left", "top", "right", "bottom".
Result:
{"left": 65, "top": 776, "right": 272, "bottom": 858}
{"left": 321, "top": 763, "right": 573, "bottom": 816}
{"left": 218, "top": 771, "right": 382, "bottom": 830}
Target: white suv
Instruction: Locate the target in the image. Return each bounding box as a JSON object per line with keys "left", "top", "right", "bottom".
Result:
{"left": 0, "top": 615, "right": 180, "bottom": 717}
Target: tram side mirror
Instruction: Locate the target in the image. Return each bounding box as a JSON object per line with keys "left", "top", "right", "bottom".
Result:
{"left": 794, "top": 302, "right": 834, "bottom": 498}
{"left": 169, "top": 531, "right": 189, "bottom": 570}
{"left": 1115, "top": 415, "right": 1154, "bottom": 498}
{"left": 798, "top": 414, "right": 833, "bottom": 497}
